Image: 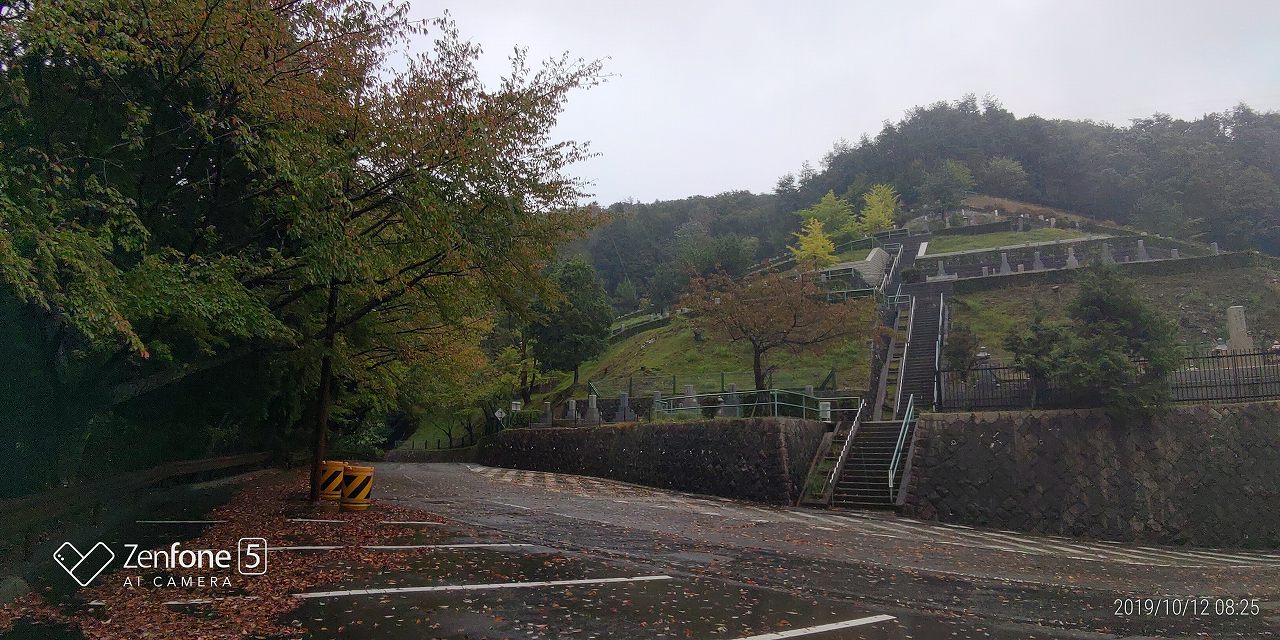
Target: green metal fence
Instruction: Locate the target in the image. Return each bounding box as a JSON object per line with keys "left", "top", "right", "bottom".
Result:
{"left": 590, "top": 367, "right": 859, "bottom": 399}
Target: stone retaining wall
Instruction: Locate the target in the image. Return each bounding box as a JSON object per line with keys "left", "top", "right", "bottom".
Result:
{"left": 476, "top": 418, "right": 826, "bottom": 505}
{"left": 385, "top": 446, "right": 476, "bottom": 463}
{"left": 903, "top": 403, "right": 1280, "bottom": 547}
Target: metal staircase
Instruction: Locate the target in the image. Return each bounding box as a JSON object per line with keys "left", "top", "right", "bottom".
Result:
{"left": 831, "top": 395, "right": 918, "bottom": 510}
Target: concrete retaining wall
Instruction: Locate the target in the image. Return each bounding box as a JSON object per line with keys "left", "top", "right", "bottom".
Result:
{"left": 476, "top": 418, "right": 827, "bottom": 505}
{"left": 903, "top": 402, "right": 1280, "bottom": 547}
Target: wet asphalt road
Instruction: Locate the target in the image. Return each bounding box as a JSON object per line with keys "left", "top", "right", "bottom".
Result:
{"left": 349, "top": 462, "right": 1280, "bottom": 640}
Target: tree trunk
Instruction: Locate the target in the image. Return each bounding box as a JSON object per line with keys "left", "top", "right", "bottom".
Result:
{"left": 752, "top": 349, "right": 766, "bottom": 391}
{"left": 573, "top": 364, "right": 579, "bottom": 385}
{"left": 307, "top": 283, "right": 340, "bottom": 503}
{"left": 519, "top": 328, "right": 532, "bottom": 404}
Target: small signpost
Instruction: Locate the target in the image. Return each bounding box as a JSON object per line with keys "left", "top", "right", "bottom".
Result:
{"left": 494, "top": 408, "right": 507, "bottom": 429}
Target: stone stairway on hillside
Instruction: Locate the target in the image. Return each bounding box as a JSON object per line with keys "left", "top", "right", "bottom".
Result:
{"left": 879, "top": 311, "right": 909, "bottom": 419}
{"left": 831, "top": 416, "right": 916, "bottom": 510}
{"left": 899, "top": 294, "right": 941, "bottom": 413}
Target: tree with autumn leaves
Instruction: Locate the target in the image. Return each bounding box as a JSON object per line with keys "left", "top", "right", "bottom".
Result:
{"left": 789, "top": 219, "right": 837, "bottom": 268}
{"left": 682, "top": 269, "right": 876, "bottom": 391}
{"left": 0, "top": 1, "right": 605, "bottom": 499}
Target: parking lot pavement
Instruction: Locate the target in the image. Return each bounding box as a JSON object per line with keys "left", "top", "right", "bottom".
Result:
{"left": 14, "top": 466, "right": 1274, "bottom": 639}
{"left": 357, "top": 462, "right": 1280, "bottom": 639}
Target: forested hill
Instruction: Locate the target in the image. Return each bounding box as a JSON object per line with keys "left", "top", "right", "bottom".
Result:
{"left": 582, "top": 96, "right": 1280, "bottom": 308}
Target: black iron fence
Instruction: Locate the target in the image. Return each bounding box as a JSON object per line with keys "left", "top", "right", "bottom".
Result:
{"left": 937, "top": 350, "right": 1280, "bottom": 410}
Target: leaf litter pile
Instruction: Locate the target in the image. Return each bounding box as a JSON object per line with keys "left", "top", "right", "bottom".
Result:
{"left": 0, "top": 471, "right": 471, "bottom": 639}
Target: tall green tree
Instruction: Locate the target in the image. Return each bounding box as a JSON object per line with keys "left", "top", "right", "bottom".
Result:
{"left": 1003, "top": 268, "right": 1178, "bottom": 418}
{"left": 789, "top": 218, "right": 837, "bottom": 268}
{"left": 0, "top": 1, "right": 604, "bottom": 498}
{"left": 796, "top": 190, "right": 855, "bottom": 230}
{"left": 977, "top": 157, "right": 1030, "bottom": 198}
{"left": 530, "top": 259, "right": 614, "bottom": 385}
{"left": 919, "top": 160, "right": 975, "bottom": 211}
{"left": 849, "top": 183, "right": 899, "bottom": 236}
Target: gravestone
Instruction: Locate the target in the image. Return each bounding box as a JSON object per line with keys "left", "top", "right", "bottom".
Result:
{"left": 1170, "top": 248, "right": 1180, "bottom": 259}
{"left": 1101, "top": 243, "right": 1116, "bottom": 264}
{"left": 1015, "top": 217, "right": 1025, "bottom": 232}
{"left": 1033, "top": 251, "right": 1045, "bottom": 270}
{"left": 1075, "top": 220, "right": 1081, "bottom": 230}
{"left": 677, "top": 384, "right": 697, "bottom": 409}
{"left": 585, "top": 394, "right": 601, "bottom": 423}
{"left": 937, "top": 260, "right": 947, "bottom": 278}
{"left": 1066, "top": 246, "right": 1080, "bottom": 269}
{"left": 1049, "top": 217, "right": 1057, "bottom": 228}
{"left": 999, "top": 252, "right": 1012, "bottom": 275}
{"left": 1136, "top": 239, "right": 1151, "bottom": 261}
{"left": 1227, "top": 306, "right": 1255, "bottom": 352}
{"left": 613, "top": 392, "right": 636, "bottom": 422}
{"left": 1211, "top": 242, "right": 1220, "bottom": 255}
{"left": 981, "top": 265, "right": 989, "bottom": 276}
{"left": 1017, "top": 264, "right": 1024, "bottom": 272}
{"left": 542, "top": 401, "right": 552, "bottom": 424}
{"left": 720, "top": 383, "right": 741, "bottom": 417}
{"left": 566, "top": 398, "right": 578, "bottom": 421}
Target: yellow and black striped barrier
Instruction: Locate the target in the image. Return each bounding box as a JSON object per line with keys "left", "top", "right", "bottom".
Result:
{"left": 341, "top": 465, "right": 374, "bottom": 511}
{"left": 319, "top": 460, "right": 346, "bottom": 502}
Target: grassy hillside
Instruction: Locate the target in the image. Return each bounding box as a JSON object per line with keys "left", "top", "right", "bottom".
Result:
{"left": 573, "top": 316, "right": 874, "bottom": 398}
{"left": 962, "top": 195, "right": 1097, "bottom": 224}
{"left": 950, "top": 264, "right": 1280, "bottom": 362}
{"left": 925, "top": 227, "right": 1087, "bottom": 254}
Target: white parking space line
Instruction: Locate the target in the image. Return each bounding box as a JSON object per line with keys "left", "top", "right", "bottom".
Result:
{"left": 269, "top": 544, "right": 535, "bottom": 552}
{"left": 489, "top": 501, "right": 533, "bottom": 510}
{"left": 378, "top": 520, "right": 442, "bottom": 525}
{"left": 364, "top": 543, "right": 535, "bottom": 550}
{"left": 135, "top": 520, "right": 226, "bottom": 524}
{"left": 287, "top": 518, "right": 345, "bottom": 523}
{"left": 1129, "top": 545, "right": 1280, "bottom": 563}
{"left": 163, "top": 596, "right": 259, "bottom": 606}
{"left": 731, "top": 614, "right": 896, "bottom": 639}
{"left": 293, "top": 574, "right": 674, "bottom": 599}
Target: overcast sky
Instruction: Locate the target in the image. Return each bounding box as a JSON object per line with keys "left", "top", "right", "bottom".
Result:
{"left": 407, "top": 1, "right": 1280, "bottom": 205}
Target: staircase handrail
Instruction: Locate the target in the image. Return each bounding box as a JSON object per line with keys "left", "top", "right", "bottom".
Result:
{"left": 933, "top": 292, "right": 945, "bottom": 410}
{"left": 894, "top": 295, "right": 916, "bottom": 417}
{"left": 888, "top": 393, "right": 916, "bottom": 499}
{"left": 823, "top": 399, "right": 866, "bottom": 504}
{"left": 878, "top": 242, "right": 903, "bottom": 293}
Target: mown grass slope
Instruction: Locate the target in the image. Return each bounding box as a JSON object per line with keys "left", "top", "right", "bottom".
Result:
{"left": 574, "top": 316, "right": 875, "bottom": 398}
{"left": 950, "top": 264, "right": 1280, "bottom": 362}
{"left": 925, "top": 227, "right": 1087, "bottom": 254}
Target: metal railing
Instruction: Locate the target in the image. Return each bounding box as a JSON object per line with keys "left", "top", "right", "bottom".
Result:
{"left": 887, "top": 393, "right": 916, "bottom": 501}
{"left": 936, "top": 349, "right": 1280, "bottom": 410}
{"left": 878, "top": 242, "right": 903, "bottom": 293}
{"left": 653, "top": 389, "right": 862, "bottom": 422}
{"left": 894, "top": 296, "right": 916, "bottom": 417}
{"left": 932, "top": 293, "right": 946, "bottom": 411}
{"left": 823, "top": 399, "right": 867, "bottom": 504}
{"left": 592, "top": 368, "right": 851, "bottom": 399}
{"left": 884, "top": 282, "right": 910, "bottom": 309}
